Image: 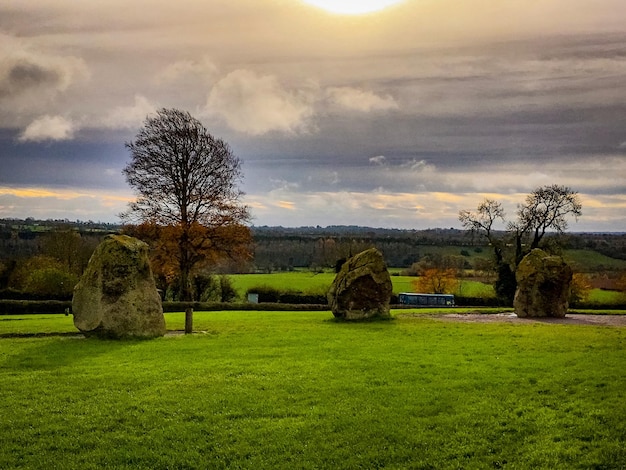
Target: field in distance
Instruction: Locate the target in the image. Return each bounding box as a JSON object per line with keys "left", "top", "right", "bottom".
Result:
{"left": 227, "top": 270, "right": 496, "bottom": 298}
{"left": 226, "top": 270, "right": 624, "bottom": 305}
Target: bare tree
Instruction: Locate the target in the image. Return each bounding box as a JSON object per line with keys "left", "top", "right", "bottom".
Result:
{"left": 458, "top": 199, "right": 505, "bottom": 264}
{"left": 510, "top": 184, "right": 582, "bottom": 263}
{"left": 122, "top": 108, "right": 250, "bottom": 333}
{"left": 459, "top": 185, "right": 582, "bottom": 304}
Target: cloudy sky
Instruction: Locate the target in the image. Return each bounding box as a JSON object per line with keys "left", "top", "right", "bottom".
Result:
{"left": 1, "top": 0, "right": 625, "bottom": 231}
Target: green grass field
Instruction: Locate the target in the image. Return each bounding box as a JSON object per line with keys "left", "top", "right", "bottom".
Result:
{"left": 229, "top": 270, "right": 626, "bottom": 305}
{"left": 228, "top": 272, "right": 497, "bottom": 299}
{"left": 229, "top": 271, "right": 336, "bottom": 296}
{"left": 1, "top": 311, "right": 625, "bottom": 469}
{"left": 587, "top": 288, "right": 625, "bottom": 305}
{"left": 563, "top": 250, "right": 626, "bottom": 272}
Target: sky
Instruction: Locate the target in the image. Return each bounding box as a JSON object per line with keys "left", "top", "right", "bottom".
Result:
{"left": 1, "top": 0, "right": 625, "bottom": 231}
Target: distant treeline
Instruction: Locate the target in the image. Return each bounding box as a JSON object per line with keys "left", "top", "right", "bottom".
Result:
{"left": 251, "top": 226, "right": 626, "bottom": 271}
{"left": 1, "top": 218, "right": 625, "bottom": 275}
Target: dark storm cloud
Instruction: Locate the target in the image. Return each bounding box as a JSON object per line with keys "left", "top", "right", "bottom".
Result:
{"left": 0, "top": 130, "right": 128, "bottom": 189}
{"left": 0, "top": 61, "right": 61, "bottom": 98}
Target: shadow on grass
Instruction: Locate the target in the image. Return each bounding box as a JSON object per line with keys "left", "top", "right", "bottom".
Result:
{"left": 0, "top": 334, "right": 139, "bottom": 372}
{"left": 324, "top": 316, "right": 397, "bottom": 324}
{"left": 0, "top": 331, "right": 82, "bottom": 339}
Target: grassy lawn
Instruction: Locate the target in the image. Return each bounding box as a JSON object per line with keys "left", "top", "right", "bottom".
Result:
{"left": 1, "top": 311, "right": 625, "bottom": 469}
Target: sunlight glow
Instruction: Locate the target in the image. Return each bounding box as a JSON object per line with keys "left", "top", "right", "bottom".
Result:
{"left": 301, "top": 0, "right": 405, "bottom": 15}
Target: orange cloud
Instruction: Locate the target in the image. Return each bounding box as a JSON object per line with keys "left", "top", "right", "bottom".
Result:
{"left": 277, "top": 200, "right": 296, "bottom": 210}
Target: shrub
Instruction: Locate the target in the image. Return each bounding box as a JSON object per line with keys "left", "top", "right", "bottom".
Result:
{"left": 0, "top": 288, "right": 29, "bottom": 300}
{"left": 194, "top": 274, "right": 218, "bottom": 302}
{"left": 278, "top": 293, "right": 327, "bottom": 304}
{"left": 24, "top": 268, "right": 78, "bottom": 299}
{"left": 219, "top": 275, "right": 238, "bottom": 302}
{"left": 454, "top": 296, "right": 505, "bottom": 307}
{"left": 569, "top": 273, "right": 592, "bottom": 306}
{"left": 0, "top": 300, "right": 72, "bottom": 315}
{"left": 161, "top": 302, "right": 328, "bottom": 312}
{"left": 246, "top": 285, "right": 282, "bottom": 303}
{"left": 8, "top": 256, "right": 62, "bottom": 291}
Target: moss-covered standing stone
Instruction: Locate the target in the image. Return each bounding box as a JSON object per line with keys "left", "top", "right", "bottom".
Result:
{"left": 327, "top": 248, "right": 392, "bottom": 320}
{"left": 514, "top": 248, "right": 573, "bottom": 318}
{"left": 72, "top": 235, "right": 165, "bottom": 338}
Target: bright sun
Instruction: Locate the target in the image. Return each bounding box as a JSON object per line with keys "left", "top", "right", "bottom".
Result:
{"left": 301, "top": 0, "right": 405, "bottom": 15}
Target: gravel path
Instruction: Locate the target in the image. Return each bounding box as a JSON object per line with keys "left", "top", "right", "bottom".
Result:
{"left": 419, "top": 312, "right": 626, "bottom": 327}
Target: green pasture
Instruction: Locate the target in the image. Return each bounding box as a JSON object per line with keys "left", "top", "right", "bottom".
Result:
{"left": 563, "top": 249, "right": 626, "bottom": 272}
{"left": 1, "top": 311, "right": 625, "bottom": 469}
{"left": 228, "top": 270, "right": 626, "bottom": 304}
{"left": 227, "top": 272, "right": 497, "bottom": 298}
{"left": 229, "top": 271, "right": 336, "bottom": 296}
{"left": 588, "top": 288, "right": 625, "bottom": 305}
{"left": 403, "top": 247, "right": 626, "bottom": 273}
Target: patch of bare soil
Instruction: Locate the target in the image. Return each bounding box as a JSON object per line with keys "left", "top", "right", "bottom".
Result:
{"left": 424, "top": 313, "right": 626, "bottom": 327}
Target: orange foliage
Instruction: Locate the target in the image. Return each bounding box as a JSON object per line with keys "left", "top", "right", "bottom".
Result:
{"left": 124, "top": 222, "right": 252, "bottom": 286}
{"left": 570, "top": 272, "right": 592, "bottom": 304}
{"left": 412, "top": 268, "right": 458, "bottom": 294}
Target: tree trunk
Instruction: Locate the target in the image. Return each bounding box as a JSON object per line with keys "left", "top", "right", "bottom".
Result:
{"left": 179, "top": 230, "right": 194, "bottom": 334}
{"left": 185, "top": 306, "right": 193, "bottom": 334}
{"left": 181, "top": 271, "right": 193, "bottom": 334}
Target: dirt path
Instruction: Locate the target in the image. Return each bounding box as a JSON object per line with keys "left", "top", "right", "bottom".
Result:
{"left": 413, "top": 312, "right": 626, "bottom": 327}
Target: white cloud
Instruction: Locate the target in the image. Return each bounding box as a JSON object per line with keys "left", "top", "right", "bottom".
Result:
{"left": 101, "top": 95, "right": 157, "bottom": 129}
{"left": 270, "top": 178, "right": 301, "bottom": 192}
{"left": 326, "top": 86, "right": 398, "bottom": 112}
{"left": 400, "top": 158, "right": 431, "bottom": 172}
{"left": 205, "top": 69, "right": 316, "bottom": 135}
{"left": 18, "top": 115, "right": 75, "bottom": 142}
{"left": 369, "top": 155, "right": 387, "bottom": 165}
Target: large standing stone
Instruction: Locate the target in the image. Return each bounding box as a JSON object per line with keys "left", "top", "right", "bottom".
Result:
{"left": 327, "top": 248, "right": 392, "bottom": 320}
{"left": 514, "top": 248, "right": 573, "bottom": 318}
{"left": 72, "top": 235, "right": 166, "bottom": 338}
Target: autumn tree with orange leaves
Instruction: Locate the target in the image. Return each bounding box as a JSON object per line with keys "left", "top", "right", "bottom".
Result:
{"left": 124, "top": 222, "right": 252, "bottom": 297}
{"left": 412, "top": 268, "right": 459, "bottom": 294}
{"left": 122, "top": 109, "right": 250, "bottom": 333}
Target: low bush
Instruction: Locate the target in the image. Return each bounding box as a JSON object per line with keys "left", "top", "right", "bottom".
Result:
{"left": 454, "top": 296, "right": 507, "bottom": 307}
{"left": 161, "top": 301, "right": 328, "bottom": 312}
{"left": 245, "top": 285, "right": 329, "bottom": 304}
{"left": 24, "top": 268, "right": 78, "bottom": 299}
{"left": 0, "top": 289, "right": 72, "bottom": 301}
{"left": 195, "top": 274, "right": 239, "bottom": 303}
{"left": 0, "top": 300, "right": 71, "bottom": 315}
{"left": 0, "top": 288, "right": 28, "bottom": 300}
{"left": 245, "top": 285, "right": 282, "bottom": 303}
{"left": 570, "top": 300, "right": 626, "bottom": 310}
{"left": 278, "top": 293, "right": 327, "bottom": 304}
